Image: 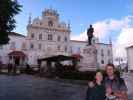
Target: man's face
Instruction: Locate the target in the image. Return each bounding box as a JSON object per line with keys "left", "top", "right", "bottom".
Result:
{"left": 106, "top": 66, "right": 114, "bottom": 76}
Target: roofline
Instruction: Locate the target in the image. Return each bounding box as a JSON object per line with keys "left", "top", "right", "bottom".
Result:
{"left": 126, "top": 45, "right": 133, "bottom": 49}
{"left": 70, "top": 40, "right": 87, "bottom": 43}
{"left": 96, "top": 43, "right": 112, "bottom": 45}
{"left": 9, "top": 32, "right": 26, "bottom": 38}
{"left": 70, "top": 40, "right": 111, "bottom": 45}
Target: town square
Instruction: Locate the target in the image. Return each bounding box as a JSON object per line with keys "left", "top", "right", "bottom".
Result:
{"left": 0, "top": 0, "right": 133, "bottom": 100}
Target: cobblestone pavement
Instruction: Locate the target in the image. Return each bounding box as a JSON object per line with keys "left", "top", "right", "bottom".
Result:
{"left": 0, "top": 73, "right": 132, "bottom": 100}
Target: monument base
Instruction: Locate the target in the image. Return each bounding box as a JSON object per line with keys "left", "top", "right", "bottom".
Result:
{"left": 78, "top": 45, "right": 97, "bottom": 71}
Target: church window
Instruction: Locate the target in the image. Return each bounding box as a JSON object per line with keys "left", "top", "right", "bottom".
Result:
{"left": 39, "top": 34, "right": 42, "bottom": 40}
{"left": 57, "top": 36, "right": 61, "bottom": 41}
{"left": 64, "top": 37, "right": 68, "bottom": 42}
{"left": 48, "top": 34, "right": 53, "bottom": 40}
{"left": 48, "top": 20, "right": 53, "bottom": 27}
{"left": 101, "top": 49, "right": 104, "bottom": 56}
{"left": 38, "top": 43, "right": 42, "bottom": 50}
{"left": 101, "top": 60, "right": 104, "bottom": 64}
{"left": 30, "top": 43, "right": 34, "bottom": 49}
{"left": 31, "top": 33, "right": 34, "bottom": 39}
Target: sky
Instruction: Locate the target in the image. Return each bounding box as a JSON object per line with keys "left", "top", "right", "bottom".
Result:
{"left": 14, "top": 0, "right": 133, "bottom": 58}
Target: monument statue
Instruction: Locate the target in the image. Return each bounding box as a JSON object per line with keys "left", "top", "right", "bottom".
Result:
{"left": 87, "top": 25, "right": 94, "bottom": 45}
{"left": 78, "top": 24, "right": 97, "bottom": 71}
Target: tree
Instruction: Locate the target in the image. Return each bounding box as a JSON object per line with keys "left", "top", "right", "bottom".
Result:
{"left": 0, "top": 0, "right": 22, "bottom": 45}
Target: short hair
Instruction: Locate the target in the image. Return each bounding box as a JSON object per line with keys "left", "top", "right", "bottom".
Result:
{"left": 96, "top": 70, "right": 103, "bottom": 74}
{"left": 105, "top": 63, "right": 115, "bottom": 69}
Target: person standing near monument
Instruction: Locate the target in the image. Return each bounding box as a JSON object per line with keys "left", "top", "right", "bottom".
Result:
{"left": 86, "top": 71, "right": 106, "bottom": 100}
{"left": 87, "top": 63, "right": 128, "bottom": 100}
{"left": 87, "top": 25, "right": 94, "bottom": 45}
{"left": 104, "top": 63, "right": 128, "bottom": 100}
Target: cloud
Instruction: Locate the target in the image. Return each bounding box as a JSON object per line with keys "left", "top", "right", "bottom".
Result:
{"left": 71, "top": 16, "right": 132, "bottom": 41}
{"left": 92, "top": 16, "right": 132, "bottom": 39}
{"left": 114, "top": 27, "right": 133, "bottom": 58}
{"left": 113, "top": 16, "right": 133, "bottom": 58}
{"left": 71, "top": 15, "right": 133, "bottom": 59}
{"left": 71, "top": 31, "right": 87, "bottom": 41}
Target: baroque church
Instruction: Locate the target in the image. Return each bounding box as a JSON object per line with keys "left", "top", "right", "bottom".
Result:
{"left": 0, "top": 8, "right": 113, "bottom": 71}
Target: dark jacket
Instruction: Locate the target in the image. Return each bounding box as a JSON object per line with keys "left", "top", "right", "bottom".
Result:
{"left": 86, "top": 83, "right": 106, "bottom": 100}
{"left": 104, "top": 76, "right": 127, "bottom": 92}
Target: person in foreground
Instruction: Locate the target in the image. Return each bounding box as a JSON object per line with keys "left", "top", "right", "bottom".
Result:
{"left": 104, "top": 63, "right": 128, "bottom": 100}
{"left": 86, "top": 71, "right": 106, "bottom": 100}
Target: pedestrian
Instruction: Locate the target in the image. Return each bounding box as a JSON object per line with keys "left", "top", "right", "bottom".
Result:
{"left": 12, "top": 64, "right": 17, "bottom": 74}
{"left": 0, "top": 60, "right": 2, "bottom": 72}
{"left": 104, "top": 63, "right": 128, "bottom": 100}
{"left": 86, "top": 71, "right": 106, "bottom": 100}
{"left": 8, "top": 62, "right": 12, "bottom": 73}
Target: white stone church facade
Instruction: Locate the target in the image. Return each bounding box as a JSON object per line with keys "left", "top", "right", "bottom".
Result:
{"left": 0, "top": 8, "right": 113, "bottom": 70}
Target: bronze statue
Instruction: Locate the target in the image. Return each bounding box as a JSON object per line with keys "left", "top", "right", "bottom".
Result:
{"left": 87, "top": 25, "right": 94, "bottom": 45}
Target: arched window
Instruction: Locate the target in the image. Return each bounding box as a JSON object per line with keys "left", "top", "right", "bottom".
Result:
{"left": 48, "top": 20, "right": 53, "bottom": 27}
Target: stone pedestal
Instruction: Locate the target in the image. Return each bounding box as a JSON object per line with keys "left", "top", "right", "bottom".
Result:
{"left": 79, "top": 45, "right": 97, "bottom": 71}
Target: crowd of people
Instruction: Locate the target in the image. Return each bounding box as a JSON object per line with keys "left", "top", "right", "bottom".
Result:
{"left": 86, "top": 63, "right": 128, "bottom": 100}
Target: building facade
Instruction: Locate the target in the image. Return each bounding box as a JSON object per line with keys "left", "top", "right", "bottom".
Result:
{"left": 70, "top": 40, "right": 113, "bottom": 69}
{"left": 0, "top": 32, "right": 27, "bottom": 65}
{"left": 26, "top": 8, "right": 71, "bottom": 65}
{"left": 127, "top": 46, "right": 133, "bottom": 71}
{"left": 0, "top": 8, "right": 113, "bottom": 70}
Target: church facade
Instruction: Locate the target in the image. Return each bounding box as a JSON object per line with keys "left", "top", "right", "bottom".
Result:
{"left": 26, "top": 8, "right": 71, "bottom": 65}
{"left": 0, "top": 8, "right": 113, "bottom": 70}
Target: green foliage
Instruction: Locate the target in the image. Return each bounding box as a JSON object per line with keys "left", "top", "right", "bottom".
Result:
{"left": 0, "top": 0, "right": 22, "bottom": 45}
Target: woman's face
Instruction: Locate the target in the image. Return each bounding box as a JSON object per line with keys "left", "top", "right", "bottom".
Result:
{"left": 95, "top": 72, "right": 103, "bottom": 82}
